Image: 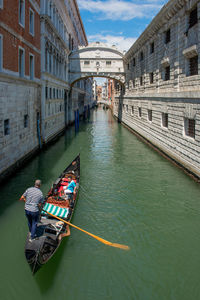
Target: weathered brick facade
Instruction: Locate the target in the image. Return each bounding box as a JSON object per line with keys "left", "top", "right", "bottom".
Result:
{"left": 0, "top": 0, "right": 41, "bottom": 180}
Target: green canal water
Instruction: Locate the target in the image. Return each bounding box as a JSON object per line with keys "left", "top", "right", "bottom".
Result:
{"left": 1, "top": 108, "right": 200, "bottom": 300}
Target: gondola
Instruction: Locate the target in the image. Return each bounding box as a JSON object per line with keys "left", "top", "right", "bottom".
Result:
{"left": 24, "top": 154, "right": 80, "bottom": 274}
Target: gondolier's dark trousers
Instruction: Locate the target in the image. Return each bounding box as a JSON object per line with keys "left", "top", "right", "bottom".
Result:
{"left": 25, "top": 210, "right": 39, "bottom": 239}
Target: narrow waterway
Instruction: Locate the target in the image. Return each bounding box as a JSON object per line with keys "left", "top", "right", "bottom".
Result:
{"left": 1, "top": 108, "right": 200, "bottom": 300}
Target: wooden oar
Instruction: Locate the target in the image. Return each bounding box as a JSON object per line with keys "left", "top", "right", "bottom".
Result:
{"left": 43, "top": 210, "right": 130, "bottom": 250}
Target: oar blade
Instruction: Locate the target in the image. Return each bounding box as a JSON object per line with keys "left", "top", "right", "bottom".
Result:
{"left": 110, "top": 243, "right": 130, "bottom": 251}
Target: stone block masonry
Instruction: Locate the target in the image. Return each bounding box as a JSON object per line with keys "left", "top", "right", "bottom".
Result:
{"left": 114, "top": 0, "right": 200, "bottom": 179}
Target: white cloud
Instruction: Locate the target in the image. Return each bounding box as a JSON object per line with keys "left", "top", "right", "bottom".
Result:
{"left": 77, "top": 0, "right": 163, "bottom": 21}
{"left": 88, "top": 34, "right": 137, "bottom": 51}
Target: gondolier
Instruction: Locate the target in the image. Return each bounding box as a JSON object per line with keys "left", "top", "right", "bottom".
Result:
{"left": 20, "top": 180, "right": 44, "bottom": 241}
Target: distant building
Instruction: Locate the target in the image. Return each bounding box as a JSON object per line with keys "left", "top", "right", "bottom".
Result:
{"left": 0, "top": 0, "right": 41, "bottom": 179}
{"left": 97, "top": 86, "right": 102, "bottom": 102}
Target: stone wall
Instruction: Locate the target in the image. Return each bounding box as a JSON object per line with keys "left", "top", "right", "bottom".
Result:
{"left": 0, "top": 75, "right": 41, "bottom": 177}
{"left": 114, "top": 0, "right": 200, "bottom": 179}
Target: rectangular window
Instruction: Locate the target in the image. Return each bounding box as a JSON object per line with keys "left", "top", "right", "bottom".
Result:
{"left": 133, "top": 79, "right": 135, "bottom": 88}
{"left": 189, "top": 6, "right": 197, "bottom": 29}
{"left": 19, "top": 48, "right": 24, "bottom": 77}
{"left": 140, "top": 76, "right": 143, "bottom": 86}
{"left": 150, "top": 42, "right": 154, "bottom": 54}
{"left": 29, "top": 54, "right": 34, "bottom": 80}
{"left": 138, "top": 107, "right": 142, "bottom": 118}
{"left": 164, "top": 66, "right": 170, "bottom": 81}
{"left": 0, "top": 35, "right": 2, "bottom": 71}
{"left": 127, "top": 63, "right": 129, "bottom": 70}
{"left": 148, "top": 110, "right": 152, "bottom": 122}
{"left": 84, "top": 61, "right": 90, "bottom": 65}
{"left": 150, "top": 72, "right": 154, "bottom": 84}
{"left": 189, "top": 55, "right": 198, "bottom": 76}
{"left": 184, "top": 118, "right": 195, "bottom": 138}
{"left": 162, "top": 113, "right": 168, "bottom": 128}
{"left": 29, "top": 8, "right": 34, "bottom": 36}
{"left": 49, "top": 88, "right": 52, "bottom": 98}
{"left": 4, "top": 119, "right": 10, "bottom": 135}
{"left": 133, "top": 58, "right": 136, "bottom": 66}
{"left": 24, "top": 114, "right": 28, "bottom": 128}
{"left": 19, "top": 0, "right": 25, "bottom": 27}
{"left": 0, "top": 0, "right": 3, "bottom": 9}
{"left": 140, "top": 51, "right": 144, "bottom": 61}
{"left": 53, "top": 88, "right": 55, "bottom": 98}
{"left": 45, "top": 86, "right": 48, "bottom": 99}
{"left": 106, "top": 61, "right": 111, "bottom": 65}
{"left": 131, "top": 106, "right": 134, "bottom": 116}
{"left": 165, "top": 29, "right": 171, "bottom": 44}
{"left": 126, "top": 105, "right": 128, "bottom": 113}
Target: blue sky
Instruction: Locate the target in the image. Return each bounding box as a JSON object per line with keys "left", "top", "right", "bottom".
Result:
{"left": 77, "top": 0, "right": 168, "bottom": 52}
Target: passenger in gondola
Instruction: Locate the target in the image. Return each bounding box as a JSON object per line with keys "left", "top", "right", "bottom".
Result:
{"left": 63, "top": 176, "right": 76, "bottom": 207}
{"left": 20, "top": 179, "right": 44, "bottom": 242}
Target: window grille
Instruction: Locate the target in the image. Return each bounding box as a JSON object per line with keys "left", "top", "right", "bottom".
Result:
{"left": 185, "top": 118, "right": 195, "bottom": 138}
{"left": 133, "top": 79, "right": 135, "bottom": 88}
{"left": 4, "top": 119, "right": 10, "bottom": 135}
{"left": 140, "top": 76, "right": 143, "bottom": 86}
{"left": 131, "top": 106, "right": 134, "bottom": 115}
{"left": 162, "top": 113, "right": 168, "bottom": 128}
{"left": 150, "top": 42, "right": 154, "bottom": 54}
{"left": 138, "top": 107, "right": 142, "bottom": 118}
{"left": 140, "top": 52, "right": 144, "bottom": 61}
{"left": 189, "top": 7, "right": 197, "bottom": 29}
{"left": 133, "top": 58, "right": 136, "bottom": 66}
{"left": 24, "top": 115, "right": 28, "bottom": 128}
{"left": 165, "top": 66, "right": 170, "bottom": 81}
{"left": 189, "top": 55, "right": 198, "bottom": 76}
{"left": 165, "top": 29, "right": 170, "bottom": 44}
{"left": 148, "top": 110, "right": 152, "bottom": 122}
{"left": 150, "top": 72, "right": 154, "bottom": 84}
{"left": 106, "top": 61, "right": 111, "bottom": 65}
{"left": 84, "top": 61, "right": 90, "bottom": 65}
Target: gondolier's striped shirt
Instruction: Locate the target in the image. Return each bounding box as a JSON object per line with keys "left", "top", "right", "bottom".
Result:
{"left": 23, "top": 187, "right": 44, "bottom": 212}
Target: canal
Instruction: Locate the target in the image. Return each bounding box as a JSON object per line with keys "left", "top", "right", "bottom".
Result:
{"left": 0, "top": 108, "right": 200, "bottom": 300}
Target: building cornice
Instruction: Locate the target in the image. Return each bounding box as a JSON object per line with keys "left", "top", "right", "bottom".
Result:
{"left": 125, "top": 0, "right": 188, "bottom": 60}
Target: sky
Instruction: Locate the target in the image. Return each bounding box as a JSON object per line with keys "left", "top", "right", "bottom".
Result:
{"left": 77, "top": 0, "right": 168, "bottom": 84}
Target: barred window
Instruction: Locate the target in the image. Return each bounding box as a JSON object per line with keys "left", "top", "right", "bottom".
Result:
{"left": 138, "top": 107, "right": 142, "bottom": 118}
{"left": 140, "top": 51, "right": 144, "bottom": 61}
{"left": 150, "top": 72, "right": 154, "bottom": 84}
{"left": 164, "top": 66, "right": 170, "bottom": 81}
{"left": 165, "top": 29, "right": 170, "bottom": 44}
{"left": 126, "top": 105, "right": 128, "bottom": 113}
{"left": 148, "top": 110, "right": 152, "bottom": 122}
{"left": 45, "top": 86, "right": 48, "bottom": 99}
{"left": 4, "top": 119, "right": 10, "bottom": 135}
{"left": 24, "top": 114, "right": 28, "bottom": 128}
{"left": 184, "top": 118, "right": 195, "bottom": 138}
{"left": 150, "top": 42, "right": 154, "bottom": 54}
{"left": 133, "top": 58, "right": 136, "bottom": 66}
{"left": 140, "top": 76, "right": 143, "bottom": 86}
{"left": 106, "top": 61, "right": 111, "bottom": 65}
{"left": 131, "top": 106, "right": 134, "bottom": 115}
{"left": 189, "top": 55, "right": 198, "bottom": 76}
{"left": 162, "top": 113, "right": 168, "bottom": 128}
{"left": 189, "top": 6, "right": 197, "bottom": 29}
{"left": 84, "top": 61, "right": 90, "bottom": 65}
{"left": 133, "top": 79, "right": 135, "bottom": 88}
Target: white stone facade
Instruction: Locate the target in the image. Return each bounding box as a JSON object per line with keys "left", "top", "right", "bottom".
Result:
{"left": 40, "top": 0, "right": 89, "bottom": 143}
{"left": 114, "top": 0, "right": 200, "bottom": 178}
{"left": 69, "top": 42, "right": 125, "bottom": 85}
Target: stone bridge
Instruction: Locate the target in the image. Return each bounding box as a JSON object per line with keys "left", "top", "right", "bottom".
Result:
{"left": 69, "top": 42, "right": 125, "bottom": 86}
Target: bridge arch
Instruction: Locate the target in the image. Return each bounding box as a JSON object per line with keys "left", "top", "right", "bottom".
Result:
{"left": 69, "top": 42, "right": 125, "bottom": 87}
